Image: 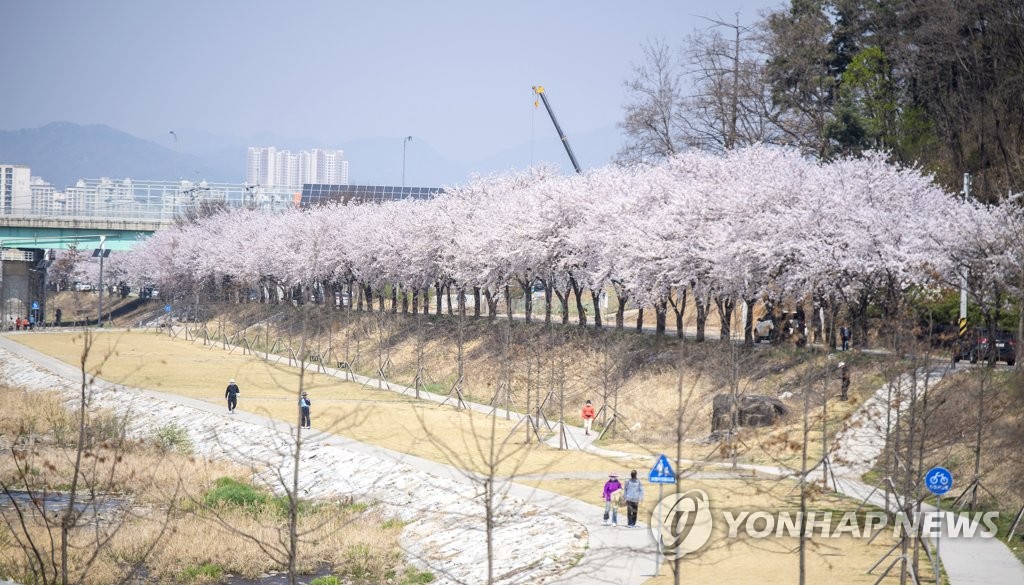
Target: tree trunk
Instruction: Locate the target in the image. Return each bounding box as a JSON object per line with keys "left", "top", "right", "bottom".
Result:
{"left": 570, "top": 277, "right": 587, "bottom": 327}
{"left": 715, "top": 294, "right": 734, "bottom": 340}
{"left": 555, "top": 289, "right": 571, "bottom": 324}
{"left": 505, "top": 285, "right": 514, "bottom": 322}
{"left": 616, "top": 290, "right": 628, "bottom": 330}
{"left": 655, "top": 298, "right": 667, "bottom": 336}
{"left": 484, "top": 289, "right": 498, "bottom": 322}
{"left": 635, "top": 307, "right": 644, "bottom": 332}
{"left": 743, "top": 297, "right": 755, "bottom": 346}
{"left": 668, "top": 287, "right": 687, "bottom": 339}
{"left": 544, "top": 285, "right": 553, "bottom": 324}
{"left": 521, "top": 279, "right": 534, "bottom": 323}
{"left": 590, "top": 289, "right": 603, "bottom": 329}
{"left": 435, "top": 281, "right": 443, "bottom": 315}
{"left": 473, "top": 286, "right": 481, "bottom": 317}
{"left": 695, "top": 296, "right": 710, "bottom": 342}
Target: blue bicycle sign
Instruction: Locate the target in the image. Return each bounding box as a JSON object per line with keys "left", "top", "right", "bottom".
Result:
{"left": 924, "top": 466, "right": 953, "bottom": 496}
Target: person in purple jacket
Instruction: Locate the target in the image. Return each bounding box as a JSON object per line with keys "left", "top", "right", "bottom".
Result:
{"left": 602, "top": 473, "right": 623, "bottom": 526}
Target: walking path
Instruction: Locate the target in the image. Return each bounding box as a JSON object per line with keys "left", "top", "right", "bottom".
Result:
{"left": 0, "top": 335, "right": 652, "bottom": 585}
{"left": 828, "top": 364, "right": 1024, "bottom": 585}
{"left": 165, "top": 323, "right": 632, "bottom": 458}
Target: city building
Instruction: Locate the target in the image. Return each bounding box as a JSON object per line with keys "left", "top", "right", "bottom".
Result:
{"left": 29, "top": 176, "right": 57, "bottom": 214}
{"left": 1, "top": 164, "right": 32, "bottom": 214}
{"left": 247, "top": 147, "right": 349, "bottom": 188}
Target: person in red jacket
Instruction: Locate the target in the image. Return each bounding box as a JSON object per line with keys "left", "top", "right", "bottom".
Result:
{"left": 581, "top": 400, "right": 596, "bottom": 436}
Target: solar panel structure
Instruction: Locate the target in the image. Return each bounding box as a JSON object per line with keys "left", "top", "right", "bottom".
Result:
{"left": 300, "top": 184, "right": 444, "bottom": 207}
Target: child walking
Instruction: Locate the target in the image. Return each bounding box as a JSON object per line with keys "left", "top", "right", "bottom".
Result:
{"left": 602, "top": 473, "right": 622, "bottom": 527}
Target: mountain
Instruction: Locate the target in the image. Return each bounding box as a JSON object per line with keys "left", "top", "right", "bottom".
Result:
{"left": 0, "top": 122, "right": 624, "bottom": 190}
{"left": 0, "top": 122, "right": 233, "bottom": 189}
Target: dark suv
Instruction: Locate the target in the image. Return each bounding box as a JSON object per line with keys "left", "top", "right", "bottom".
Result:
{"left": 954, "top": 329, "right": 1017, "bottom": 366}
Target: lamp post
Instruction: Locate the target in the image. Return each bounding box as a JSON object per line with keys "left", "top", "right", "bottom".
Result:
{"left": 402, "top": 136, "right": 413, "bottom": 187}
{"left": 93, "top": 236, "right": 110, "bottom": 327}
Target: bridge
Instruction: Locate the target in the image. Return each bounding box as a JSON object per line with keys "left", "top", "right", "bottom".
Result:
{"left": 0, "top": 179, "right": 440, "bottom": 325}
{"left": 0, "top": 179, "right": 301, "bottom": 251}
{"left": 0, "top": 179, "right": 293, "bottom": 326}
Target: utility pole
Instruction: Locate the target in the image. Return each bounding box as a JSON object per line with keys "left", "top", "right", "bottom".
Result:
{"left": 959, "top": 173, "right": 970, "bottom": 333}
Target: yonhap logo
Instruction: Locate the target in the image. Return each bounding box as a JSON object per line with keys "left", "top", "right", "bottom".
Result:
{"left": 652, "top": 489, "right": 713, "bottom": 559}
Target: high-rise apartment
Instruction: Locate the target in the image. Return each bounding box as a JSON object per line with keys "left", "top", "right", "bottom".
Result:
{"left": 246, "top": 147, "right": 348, "bottom": 188}
{"left": 0, "top": 164, "right": 31, "bottom": 214}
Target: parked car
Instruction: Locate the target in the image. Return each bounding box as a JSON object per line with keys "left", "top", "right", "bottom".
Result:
{"left": 954, "top": 328, "right": 1017, "bottom": 366}
{"left": 72, "top": 282, "right": 93, "bottom": 292}
{"left": 754, "top": 318, "right": 775, "bottom": 342}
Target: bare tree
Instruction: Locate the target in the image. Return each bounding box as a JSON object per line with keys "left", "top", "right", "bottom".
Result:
{"left": 0, "top": 331, "right": 176, "bottom": 585}
{"left": 680, "top": 14, "right": 783, "bottom": 152}
{"left": 619, "top": 39, "right": 688, "bottom": 163}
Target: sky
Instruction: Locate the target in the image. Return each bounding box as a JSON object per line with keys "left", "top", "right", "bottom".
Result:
{"left": 3, "top": 0, "right": 783, "bottom": 166}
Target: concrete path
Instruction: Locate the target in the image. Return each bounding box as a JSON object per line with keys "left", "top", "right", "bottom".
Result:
{"left": 0, "top": 334, "right": 655, "bottom": 585}
{"left": 828, "top": 364, "right": 1024, "bottom": 585}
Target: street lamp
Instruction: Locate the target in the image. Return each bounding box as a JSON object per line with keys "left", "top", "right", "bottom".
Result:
{"left": 402, "top": 136, "right": 413, "bottom": 188}
{"left": 93, "top": 236, "right": 110, "bottom": 327}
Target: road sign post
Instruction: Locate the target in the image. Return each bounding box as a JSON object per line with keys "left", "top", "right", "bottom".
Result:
{"left": 925, "top": 466, "right": 953, "bottom": 583}
{"left": 649, "top": 454, "right": 676, "bottom": 576}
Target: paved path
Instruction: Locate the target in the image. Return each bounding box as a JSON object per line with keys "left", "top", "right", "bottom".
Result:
{"left": 0, "top": 334, "right": 654, "bottom": 585}
{"left": 828, "top": 364, "right": 1024, "bottom": 585}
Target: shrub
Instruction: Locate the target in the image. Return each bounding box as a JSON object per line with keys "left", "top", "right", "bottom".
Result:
{"left": 86, "top": 409, "right": 129, "bottom": 446}
{"left": 202, "top": 477, "right": 268, "bottom": 513}
{"left": 177, "top": 562, "right": 222, "bottom": 582}
{"left": 151, "top": 423, "right": 193, "bottom": 454}
{"left": 310, "top": 577, "right": 341, "bottom": 585}
{"left": 403, "top": 569, "right": 435, "bottom": 584}
{"left": 343, "top": 544, "right": 374, "bottom": 579}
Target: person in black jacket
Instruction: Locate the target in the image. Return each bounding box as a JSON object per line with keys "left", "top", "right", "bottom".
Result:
{"left": 299, "top": 392, "right": 311, "bottom": 428}
{"left": 225, "top": 379, "right": 240, "bottom": 413}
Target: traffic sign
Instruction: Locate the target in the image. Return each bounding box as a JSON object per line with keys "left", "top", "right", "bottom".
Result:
{"left": 164, "top": 304, "right": 172, "bottom": 313}
{"left": 925, "top": 466, "right": 953, "bottom": 496}
{"left": 649, "top": 454, "right": 676, "bottom": 484}
{"left": 31, "top": 301, "right": 39, "bottom": 310}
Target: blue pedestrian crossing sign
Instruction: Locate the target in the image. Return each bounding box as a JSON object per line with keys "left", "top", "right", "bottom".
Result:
{"left": 164, "top": 304, "right": 172, "bottom": 313}
{"left": 31, "top": 301, "right": 39, "bottom": 310}
{"left": 649, "top": 454, "right": 676, "bottom": 484}
{"left": 924, "top": 466, "right": 953, "bottom": 496}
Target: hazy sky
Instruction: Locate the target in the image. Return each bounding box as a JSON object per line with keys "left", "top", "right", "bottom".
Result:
{"left": 4, "top": 0, "right": 782, "bottom": 162}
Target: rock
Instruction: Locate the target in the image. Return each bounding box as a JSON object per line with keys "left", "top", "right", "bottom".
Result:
{"left": 711, "top": 394, "right": 789, "bottom": 432}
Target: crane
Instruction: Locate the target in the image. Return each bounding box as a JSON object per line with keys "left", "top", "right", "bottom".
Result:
{"left": 532, "top": 85, "right": 583, "bottom": 174}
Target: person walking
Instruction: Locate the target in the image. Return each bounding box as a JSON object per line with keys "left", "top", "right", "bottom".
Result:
{"left": 623, "top": 470, "right": 644, "bottom": 528}
{"left": 602, "top": 473, "right": 622, "bottom": 526}
{"left": 225, "top": 379, "right": 240, "bottom": 413}
{"left": 581, "top": 400, "right": 596, "bottom": 436}
{"left": 299, "top": 391, "right": 311, "bottom": 429}
{"left": 840, "top": 325, "right": 851, "bottom": 351}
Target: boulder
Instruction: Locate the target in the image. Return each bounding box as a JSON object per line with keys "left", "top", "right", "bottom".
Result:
{"left": 712, "top": 394, "right": 789, "bottom": 432}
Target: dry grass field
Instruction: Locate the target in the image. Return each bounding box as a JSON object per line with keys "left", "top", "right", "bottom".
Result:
{"left": 6, "top": 327, "right": 943, "bottom": 584}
